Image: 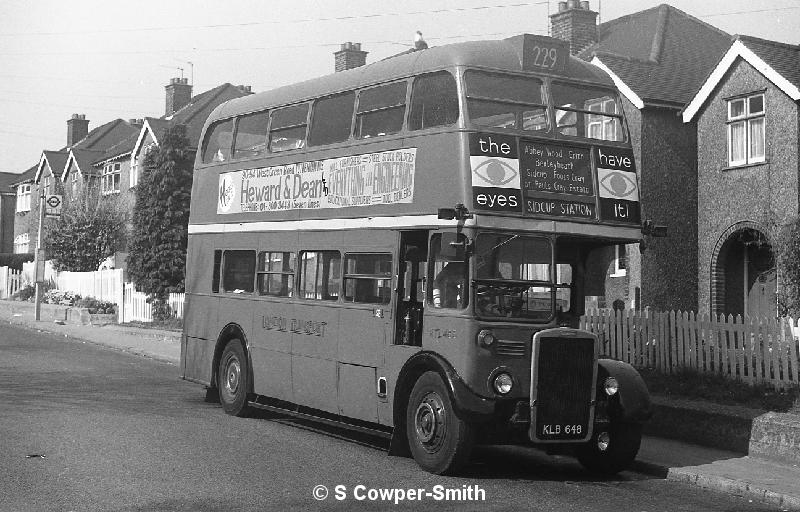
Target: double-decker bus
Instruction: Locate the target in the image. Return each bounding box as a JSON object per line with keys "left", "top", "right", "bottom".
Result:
{"left": 182, "top": 33, "right": 652, "bottom": 475}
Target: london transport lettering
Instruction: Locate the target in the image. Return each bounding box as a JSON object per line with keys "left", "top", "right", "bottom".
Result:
{"left": 469, "top": 133, "right": 640, "bottom": 224}
{"left": 217, "top": 149, "right": 416, "bottom": 214}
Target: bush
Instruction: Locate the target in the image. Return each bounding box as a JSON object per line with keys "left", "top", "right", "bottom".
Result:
{"left": 74, "top": 297, "right": 117, "bottom": 315}
{"left": 11, "top": 280, "right": 55, "bottom": 302}
{"left": 0, "top": 253, "right": 34, "bottom": 270}
{"left": 639, "top": 367, "right": 800, "bottom": 412}
{"left": 42, "top": 289, "right": 81, "bottom": 306}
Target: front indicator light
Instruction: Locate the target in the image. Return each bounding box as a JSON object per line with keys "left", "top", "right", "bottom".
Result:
{"left": 604, "top": 377, "right": 619, "bottom": 396}
{"left": 477, "top": 329, "right": 496, "bottom": 348}
{"left": 493, "top": 373, "right": 513, "bottom": 394}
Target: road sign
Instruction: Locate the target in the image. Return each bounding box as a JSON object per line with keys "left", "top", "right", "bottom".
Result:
{"left": 45, "top": 194, "right": 62, "bottom": 217}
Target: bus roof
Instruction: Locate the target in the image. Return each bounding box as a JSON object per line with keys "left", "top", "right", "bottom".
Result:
{"left": 210, "top": 34, "right": 614, "bottom": 121}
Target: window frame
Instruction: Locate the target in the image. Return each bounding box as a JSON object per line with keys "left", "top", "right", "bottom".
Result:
{"left": 408, "top": 71, "right": 460, "bottom": 131}
{"left": 268, "top": 103, "right": 310, "bottom": 153}
{"left": 308, "top": 91, "right": 356, "bottom": 147}
{"left": 611, "top": 244, "right": 627, "bottom": 277}
{"left": 220, "top": 249, "right": 256, "bottom": 294}
{"left": 101, "top": 162, "right": 121, "bottom": 195}
{"left": 727, "top": 92, "right": 765, "bottom": 167}
{"left": 232, "top": 110, "right": 270, "bottom": 159}
{"left": 298, "top": 250, "right": 341, "bottom": 301}
{"left": 464, "top": 70, "right": 549, "bottom": 132}
{"left": 354, "top": 80, "right": 409, "bottom": 139}
{"left": 13, "top": 232, "right": 29, "bottom": 254}
{"left": 16, "top": 184, "right": 31, "bottom": 212}
{"left": 343, "top": 252, "right": 393, "bottom": 304}
{"left": 551, "top": 81, "right": 625, "bottom": 142}
{"left": 257, "top": 251, "right": 297, "bottom": 298}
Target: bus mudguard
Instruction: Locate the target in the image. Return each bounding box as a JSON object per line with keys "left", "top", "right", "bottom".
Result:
{"left": 213, "top": 323, "right": 254, "bottom": 394}
{"left": 597, "top": 358, "right": 652, "bottom": 423}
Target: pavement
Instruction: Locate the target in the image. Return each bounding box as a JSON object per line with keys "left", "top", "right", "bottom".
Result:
{"left": 2, "top": 298, "right": 799, "bottom": 510}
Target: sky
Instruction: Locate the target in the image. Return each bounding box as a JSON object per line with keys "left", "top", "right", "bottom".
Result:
{"left": 0, "top": 0, "right": 798, "bottom": 174}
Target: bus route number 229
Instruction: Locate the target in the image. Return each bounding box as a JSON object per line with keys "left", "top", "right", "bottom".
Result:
{"left": 530, "top": 45, "right": 559, "bottom": 70}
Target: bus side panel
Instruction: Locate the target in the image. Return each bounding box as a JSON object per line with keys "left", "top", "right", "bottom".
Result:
{"left": 338, "top": 363, "right": 378, "bottom": 422}
{"left": 291, "top": 303, "right": 340, "bottom": 415}
{"left": 250, "top": 299, "right": 294, "bottom": 402}
{"left": 182, "top": 294, "right": 220, "bottom": 384}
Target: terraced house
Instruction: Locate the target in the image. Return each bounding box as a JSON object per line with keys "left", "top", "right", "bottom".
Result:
{"left": 11, "top": 79, "right": 253, "bottom": 270}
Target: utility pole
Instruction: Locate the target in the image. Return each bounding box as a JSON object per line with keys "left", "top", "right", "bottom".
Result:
{"left": 33, "top": 190, "right": 45, "bottom": 321}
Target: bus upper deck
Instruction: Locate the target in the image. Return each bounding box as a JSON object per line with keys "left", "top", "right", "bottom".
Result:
{"left": 190, "top": 33, "right": 641, "bottom": 244}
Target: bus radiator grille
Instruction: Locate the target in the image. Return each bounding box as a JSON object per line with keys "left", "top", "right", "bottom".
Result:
{"left": 532, "top": 336, "right": 595, "bottom": 441}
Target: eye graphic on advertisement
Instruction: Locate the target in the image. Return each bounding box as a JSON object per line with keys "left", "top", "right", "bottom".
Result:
{"left": 600, "top": 171, "right": 637, "bottom": 198}
{"left": 473, "top": 158, "right": 518, "bottom": 186}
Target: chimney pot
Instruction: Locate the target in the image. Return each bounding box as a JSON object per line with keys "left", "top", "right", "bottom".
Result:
{"left": 66, "top": 113, "right": 90, "bottom": 147}
{"left": 334, "top": 41, "right": 368, "bottom": 72}
{"left": 165, "top": 76, "right": 193, "bottom": 116}
{"left": 567, "top": 0, "right": 579, "bottom": 9}
{"left": 580, "top": 1, "right": 590, "bottom": 9}
{"left": 558, "top": 1, "right": 567, "bottom": 12}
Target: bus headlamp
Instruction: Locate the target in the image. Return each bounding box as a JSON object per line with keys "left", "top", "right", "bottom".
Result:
{"left": 477, "top": 329, "right": 496, "bottom": 348}
{"left": 493, "top": 373, "right": 513, "bottom": 394}
{"left": 603, "top": 377, "right": 619, "bottom": 396}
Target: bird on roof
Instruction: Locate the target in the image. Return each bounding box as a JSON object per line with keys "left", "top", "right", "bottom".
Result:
{"left": 414, "top": 31, "right": 428, "bottom": 50}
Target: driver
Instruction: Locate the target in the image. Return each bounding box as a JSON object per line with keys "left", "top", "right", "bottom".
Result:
{"left": 432, "top": 261, "right": 466, "bottom": 308}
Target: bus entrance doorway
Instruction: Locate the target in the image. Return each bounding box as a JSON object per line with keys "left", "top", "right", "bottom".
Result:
{"left": 396, "top": 231, "right": 428, "bottom": 346}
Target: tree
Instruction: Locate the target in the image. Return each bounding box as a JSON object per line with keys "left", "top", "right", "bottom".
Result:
{"left": 127, "top": 124, "right": 194, "bottom": 319}
{"left": 45, "top": 188, "right": 126, "bottom": 272}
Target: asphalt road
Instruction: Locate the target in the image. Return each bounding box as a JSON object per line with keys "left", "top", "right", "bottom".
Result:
{"left": 0, "top": 322, "right": 784, "bottom": 511}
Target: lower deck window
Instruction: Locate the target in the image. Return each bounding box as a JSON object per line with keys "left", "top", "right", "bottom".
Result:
{"left": 299, "top": 251, "right": 341, "bottom": 300}
{"left": 222, "top": 250, "right": 255, "bottom": 293}
{"left": 258, "top": 251, "right": 296, "bottom": 297}
{"left": 343, "top": 253, "right": 392, "bottom": 304}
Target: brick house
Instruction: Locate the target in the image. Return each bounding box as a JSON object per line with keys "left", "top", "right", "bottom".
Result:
{"left": 682, "top": 36, "right": 800, "bottom": 318}
{"left": 551, "top": 1, "right": 732, "bottom": 311}
{"left": 0, "top": 172, "right": 19, "bottom": 253}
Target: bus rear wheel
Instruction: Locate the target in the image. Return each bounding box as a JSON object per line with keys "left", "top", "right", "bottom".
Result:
{"left": 218, "top": 339, "right": 253, "bottom": 417}
{"left": 406, "top": 371, "right": 474, "bottom": 475}
{"left": 576, "top": 422, "right": 642, "bottom": 475}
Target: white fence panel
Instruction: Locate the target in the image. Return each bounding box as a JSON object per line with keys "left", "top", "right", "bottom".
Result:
{"left": 121, "top": 283, "right": 185, "bottom": 323}
{"left": 0, "top": 266, "right": 22, "bottom": 299}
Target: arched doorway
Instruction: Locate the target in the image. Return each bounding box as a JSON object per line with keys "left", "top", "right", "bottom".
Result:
{"left": 710, "top": 223, "right": 776, "bottom": 318}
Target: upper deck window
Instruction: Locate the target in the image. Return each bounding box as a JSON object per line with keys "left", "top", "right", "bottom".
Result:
{"left": 309, "top": 91, "right": 355, "bottom": 147}
{"left": 233, "top": 111, "right": 270, "bottom": 159}
{"left": 355, "top": 82, "right": 407, "bottom": 138}
{"left": 269, "top": 104, "right": 309, "bottom": 153}
{"left": 202, "top": 119, "right": 234, "bottom": 164}
{"left": 552, "top": 84, "right": 624, "bottom": 142}
{"left": 465, "top": 71, "right": 547, "bottom": 132}
{"left": 408, "top": 72, "right": 459, "bottom": 130}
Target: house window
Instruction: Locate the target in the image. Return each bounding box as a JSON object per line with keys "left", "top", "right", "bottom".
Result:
{"left": 611, "top": 244, "right": 627, "bottom": 277}
{"left": 102, "top": 162, "right": 121, "bottom": 194}
{"left": 71, "top": 169, "right": 79, "bottom": 194}
{"left": 16, "top": 184, "right": 31, "bottom": 212}
{"left": 131, "top": 143, "right": 155, "bottom": 188}
{"left": 13, "top": 233, "right": 29, "bottom": 254}
{"left": 41, "top": 175, "right": 51, "bottom": 195}
{"left": 728, "top": 93, "right": 765, "bottom": 166}
{"left": 587, "top": 98, "right": 621, "bottom": 141}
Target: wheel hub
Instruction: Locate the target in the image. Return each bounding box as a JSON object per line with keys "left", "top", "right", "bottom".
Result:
{"left": 224, "top": 359, "right": 241, "bottom": 394}
{"left": 414, "top": 392, "right": 445, "bottom": 452}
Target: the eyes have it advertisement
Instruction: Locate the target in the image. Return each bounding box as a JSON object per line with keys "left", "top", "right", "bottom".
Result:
{"left": 469, "top": 133, "right": 639, "bottom": 224}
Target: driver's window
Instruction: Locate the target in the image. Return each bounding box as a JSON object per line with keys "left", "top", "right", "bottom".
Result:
{"left": 428, "top": 233, "right": 468, "bottom": 309}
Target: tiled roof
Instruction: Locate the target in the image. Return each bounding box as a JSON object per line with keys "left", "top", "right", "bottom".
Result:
{"left": 0, "top": 172, "right": 21, "bottom": 194}
{"left": 736, "top": 35, "right": 800, "bottom": 91}
{"left": 69, "top": 149, "right": 105, "bottom": 177}
{"left": 581, "top": 4, "right": 732, "bottom": 106}
{"left": 41, "top": 150, "right": 69, "bottom": 179}
{"left": 10, "top": 165, "right": 37, "bottom": 187}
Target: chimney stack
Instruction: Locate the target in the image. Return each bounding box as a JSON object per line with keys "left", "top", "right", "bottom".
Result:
{"left": 165, "top": 77, "right": 192, "bottom": 116}
{"left": 334, "top": 42, "right": 368, "bottom": 72}
{"left": 67, "top": 113, "right": 89, "bottom": 147}
{"left": 550, "top": 0, "right": 598, "bottom": 55}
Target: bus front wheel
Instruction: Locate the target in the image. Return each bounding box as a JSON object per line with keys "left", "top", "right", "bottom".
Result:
{"left": 406, "top": 371, "right": 474, "bottom": 475}
{"left": 218, "top": 339, "right": 253, "bottom": 417}
{"left": 576, "top": 422, "right": 642, "bottom": 475}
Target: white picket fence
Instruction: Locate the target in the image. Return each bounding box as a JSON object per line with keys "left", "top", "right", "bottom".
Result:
{"left": 121, "top": 282, "right": 185, "bottom": 323}
{"left": 0, "top": 266, "right": 23, "bottom": 298}
{"left": 12, "top": 262, "right": 185, "bottom": 324}
{"left": 581, "top": 309, "right": 800, "bottom": 389}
